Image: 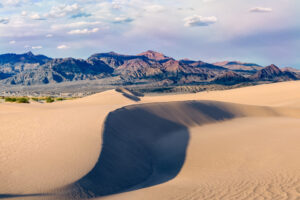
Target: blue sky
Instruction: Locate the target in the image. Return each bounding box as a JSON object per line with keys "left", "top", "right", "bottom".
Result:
{"left": 0, "top": 0, "right": 299, "bottom": 68}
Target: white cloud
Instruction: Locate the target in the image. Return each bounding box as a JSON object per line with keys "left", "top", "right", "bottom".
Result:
{"left": 46, "top": 34, "right": 53, "bottom": 38}
{"left": 46, "top": 3, "right": 81, "bottom": 18}
{"left": 30, "top": 13, "right": 45, "bottom": 20}
{"left": 184, "top": 15, "right": 217, "bottom": 27}
{"left": 51, "top": 21, "right": 101, "bottom": 29}
{"left": 249, "top": 7, "right": 273, "bottom": 13}
{"left": 9, "top": 40, "right": 16, "bottom": 44}
{"left": 1, "top": 0, "right": 23, "bottom": 6}
{"left": 21, "top": 11, "right": 27, "bottom": 16}
{"left": 114, "top": 17, "right": 134, "bottom": 24}
{"left": 0, "top": 18, "right": 10, "bottom": 24}
{"left": 32, "top": 46, "right": 43, "bottom": 49}
{"left": 57, "top": 44, "right": 69, "bottom": 49}
{"left": 112, "top": 2, "right": 121, "bottom": 10}
{"left": 144, "top": 5, "right": 165, "bottom": 13}
{"left": 68, "top": 28, "right": 99, "bottom": 35}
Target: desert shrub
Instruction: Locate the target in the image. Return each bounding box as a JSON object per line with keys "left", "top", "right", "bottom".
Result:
{"left": 56, "top": 97, "right": 65, "bottom": 101}
{"left": 31, "top": 97, "right": 40, "bottom": 102}
{"left": 45, "top": 97, "right": 55, "bottom": 103}
{"left": 16, "top": 97, "right": 29, "bottom": 103}
{"left": 5, "top": 97, "right": 17, "bottom": 102}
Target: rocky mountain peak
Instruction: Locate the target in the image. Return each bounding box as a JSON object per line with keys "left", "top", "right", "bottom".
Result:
{"left": 263, "top": 64, "right": 282, "bottom": 75}
{"left": 24, "top": 51, "right": 34, "bottom": 57}
{"left": 138, "top": 50, "right": 170, "bottom": 61}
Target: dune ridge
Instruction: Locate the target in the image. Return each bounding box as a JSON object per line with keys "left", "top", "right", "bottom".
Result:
{"left": 64, "top": 101, "right": 300, "bottom": 199}
{"left": 1, "top": 81, "right": 300, "bottom": 200}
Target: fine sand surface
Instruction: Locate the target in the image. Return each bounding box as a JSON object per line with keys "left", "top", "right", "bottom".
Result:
{"left": 1, "top": 81, "right": 300, "bottom": 200}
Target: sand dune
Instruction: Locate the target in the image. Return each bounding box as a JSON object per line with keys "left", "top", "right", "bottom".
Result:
{"left": 100, "top": 117, "right": 300, "bottom": 200}
{"left": 0, "top": 90, "right": 135, "bottom": 195}
{"left": 65, "top": 101, "right": 300, "bottom": 199}
{"left": 143, "top": 81, "right": 300, "bottom": 107}
{"left": 1, "top": 81, "right": 300, "bottom": 200}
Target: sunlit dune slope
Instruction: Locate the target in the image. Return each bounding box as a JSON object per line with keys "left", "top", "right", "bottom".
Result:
{"left": 0, "top": 81, "right": 300, "bottom": 200}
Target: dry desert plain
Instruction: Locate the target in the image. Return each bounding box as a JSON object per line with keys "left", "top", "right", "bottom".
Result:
{"left": 1, "top": 81, "right": 300, "bottom": 200}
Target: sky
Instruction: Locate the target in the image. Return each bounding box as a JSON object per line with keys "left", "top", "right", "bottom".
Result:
{"left": 0, "top": 0, "right": 299, "bottom": 68}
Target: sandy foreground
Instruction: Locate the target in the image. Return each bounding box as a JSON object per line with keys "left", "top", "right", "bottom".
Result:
{"left": 0, "top": 81, "right": 300, "bottom": 200}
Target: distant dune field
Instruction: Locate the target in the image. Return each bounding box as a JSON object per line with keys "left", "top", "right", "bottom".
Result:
{"left": 0, "top": 81, "right": 300, "bottom": 200}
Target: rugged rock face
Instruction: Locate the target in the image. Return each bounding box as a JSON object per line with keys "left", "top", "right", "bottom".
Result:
{"left": 114, "top": 58, "right": 163, "bottom": 79}
{"left": 213, "top": 71, "right": 249, "bottom": 85}
{"left": 88, "top": 52, "right": 142, "bottom": 68}
{"left": 0, "top": 51, "right": 52, "bottom": 80}
{"left": 2, "top": 58, "right": 114, "bottom": 85}
{"left": 180, "top": 60, "right": 227, "bottom": 71}
{"left": 88, "top": 51, "right": 216, "bottom": 82}
{"left": 0, "top": 51, "right": 51, "bottom": 65}
{"left": 138, "top": 50, "right": 170, "bottom": 61}
{"left": 0, "top": 52, "right": 52, "bottom": 74}
{"left": 0, "top": 51, "right": 298, "bottom": 85}
{"left": 214, "top": 61, "right": 262, "bottom": 71}
{"left": 282, "top": 67, "right": 300, "bottom": 73}
{"left": 0, "top": 72, "right": 11, "bottom": 80}
{"left": 250, "top": 64, "right": 298, "bottom": 81}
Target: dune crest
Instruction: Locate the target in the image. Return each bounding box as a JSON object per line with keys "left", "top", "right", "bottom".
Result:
{"left": 1, "top": 81, "right": 300, "bottom": 200}
{"left": 65, "top": 101, "right": 300, "bottom": 199}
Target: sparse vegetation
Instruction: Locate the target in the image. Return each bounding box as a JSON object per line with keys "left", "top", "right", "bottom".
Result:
{"left": 5, "top": 97, "right": 17, "bottom": 102}
{"left": 4, "top": 97, "right": 29, "bottom": 103}
{"left": 0, "top": 95, "right": 74, "bottom": 104}
{"left": 56, "top": 97, "right": 65, "bottom": 101}
{"left": 16, "top": 97, "right": 30, "bottom": 103}
{"left": 31, "top": 97, "right": 40, "bottom": 102}
{"left": 45, "top": 97, "right": 55, "bottom": 103}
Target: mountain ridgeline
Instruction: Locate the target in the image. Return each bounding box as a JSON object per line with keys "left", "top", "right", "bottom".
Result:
{"left": 0, "top": 50, "right": 299, "bottom": 86}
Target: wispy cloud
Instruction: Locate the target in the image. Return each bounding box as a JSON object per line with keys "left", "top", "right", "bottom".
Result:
{"left": 71, "top": 12, "right": 92, "bottom": 19}
{"left": 51, "top": 21, "right": 102, "bottom": 29}
{"left": 113, "top": 17, "right": 134, "bottom": 24}
{"left": 184, "top": 15, "right": 217, "bottom": 27}
{"left": 0, "top": 0, "right": 298, "bottom": 67}
{"left": 30, "top": 13, "right": 46, "bottom": 20}
{"left": 57, "top": 44, "right": 69, "bottom": 49}
{"left": 68, "top": 28, "right": 99, "bottom": 35}
{"left": 9, "top": 40, "right": 16, "bottom": 44}
{"left": 249, "top": 7, "right": 273, "bottom": 13}
{"left": 46, "top": 3, "right": 82, "bottom": 18}
{"left": 32, "top": 46, "right": 43, "bottom": 49}
{"left": 1, "top": 0, "right": 23, "bottom": 7}
{"left": 144, "top": 5, "right": 165, "bottom": 13}
{"left": 202, "top": 0, "right": 215, "bottom": 2}
{"left": 0, "top": 18, "right": 10, "bottom": 24}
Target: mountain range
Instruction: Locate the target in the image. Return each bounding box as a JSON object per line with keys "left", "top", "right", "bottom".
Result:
{"left": 0, "top": 50, "right": 299, "bottom": 86}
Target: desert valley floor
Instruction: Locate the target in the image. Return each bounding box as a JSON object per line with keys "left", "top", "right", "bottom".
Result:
{"left": 1, "top": 81, "right": 300, "bottom": 200}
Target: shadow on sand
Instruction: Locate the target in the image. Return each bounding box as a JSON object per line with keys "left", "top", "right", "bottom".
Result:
{"left": 67, "top": 101, "right": 238, "bottom": 198}
{"left": 3, "top": 101, "right": 260, "bottom": 199}
{"left": 0, "top": 193, "right": 46, "bottom": 199}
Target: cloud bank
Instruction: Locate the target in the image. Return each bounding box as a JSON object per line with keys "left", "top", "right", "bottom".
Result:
{"left": 250, "top": 7, "right": 273, "bottom": 13}
{"left": 0, "top": 0, "right": 299, "bottom": 68}
{"left": 184, "top": 15, "right": 218, "bottom": 27}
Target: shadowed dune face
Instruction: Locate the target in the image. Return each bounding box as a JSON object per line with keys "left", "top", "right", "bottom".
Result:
{"left": 69, "top": 106, "right": 190, "bottom": 198}
{"left": 66, "top": 101, "right": 291, "bottom": 198}
{"left": 1, "top": 95, "right": 299, "bottom": 200}
{"left": 0, "top": 194, "right": 47, "bottom": 199}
